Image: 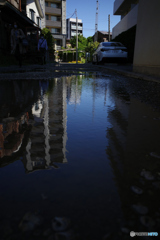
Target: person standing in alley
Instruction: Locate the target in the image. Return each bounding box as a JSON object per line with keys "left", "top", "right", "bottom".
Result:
{"left": 38, "top": 33, "right": 48, "bottom": 65}
{"left": 11, "top": 22, "right": 26, "bottom": 67}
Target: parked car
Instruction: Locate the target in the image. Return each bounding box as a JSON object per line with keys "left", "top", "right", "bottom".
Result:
{"left": 92, "top": 42, "right": 128, "bottom": 64}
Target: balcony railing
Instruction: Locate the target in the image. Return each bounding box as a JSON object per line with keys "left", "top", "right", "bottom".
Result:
{"left": 45, "top": 6, "right": 61, "bottom": 15}
{"left": 46, "top": 20, "right": 61, "bottom": 28}
{"left": 114, "top": 0, "right": 138, "bottom": 15}
{"left": 112, "top": 3, "right": 138, "bottom": 38}
{"left": 71, "top": 25, "right": 83, "bottom": 30}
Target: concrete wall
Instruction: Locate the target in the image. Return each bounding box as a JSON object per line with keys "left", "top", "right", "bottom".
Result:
{"left": 113, "top": 0, "right": 125, "bottom": 14}
{"left": 61, "top": 0, "right": 66, "bottom": 35}
{"left": 133, "top": 0, "right": 160, "bottom": 77}
{"left": 112, "top": 4, "right": 138, "bottom": 39}
{"left": 40, "top": 0, "right": 45, "bottom": 29}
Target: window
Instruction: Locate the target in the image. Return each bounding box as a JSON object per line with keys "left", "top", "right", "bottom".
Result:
{"left": 37, "top": 17, "right": 40, "bottom": 26}
{"left": 51, "top": 16, "right": 60, "bottom": 21}
{"left": 56, "top": 40, "right": 61, "bottom": 46}
{"left": 51, "top": 28, "right": 60, "bottom": 34}
{"left": 51, "top": 3, "right": 60, "bottom": 8}
{"left": 51, "top": 16, "right": 57, "bottom": 21}
{"left": 45, "top": 2, "right": 48, "bottom": 7}
{"left": 30, "top": 9, "right": 35, "bottom": 22}
{"left": 45, "top": 14, "right": 49, "bottom": 20}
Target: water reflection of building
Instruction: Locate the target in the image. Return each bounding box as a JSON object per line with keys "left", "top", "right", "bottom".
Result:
{"left": 66, "top": 75, "right": 83, "bottom": 106}
{"left": 106, "top": 83, "right": 160, "bottom": 232}
{"left": 0, "top": 77, "right": 83, "bottom": 173}
{"left": 23, "top": 78, "right": 68, "bottom": 173}
{"left": 0, "top": 80, "right": 40, "bottom": 165}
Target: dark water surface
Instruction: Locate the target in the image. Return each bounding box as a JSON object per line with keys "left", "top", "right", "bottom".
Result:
{"left": 0, "top": 73, "right": 160, "bottom": 240}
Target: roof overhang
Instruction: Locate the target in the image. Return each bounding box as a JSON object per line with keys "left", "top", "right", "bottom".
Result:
{"left": 0, "top": 1, "right": 41, "bottom": 29}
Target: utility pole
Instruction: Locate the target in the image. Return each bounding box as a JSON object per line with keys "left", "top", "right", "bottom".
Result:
{"left": 75, "top": 9, "right": 78, "bottom": 64}
{"left": 94, "top": 0, "right": 99, "bottom": 42}
{"left": 108, "top": 14, "right": 110, "bottom": 42}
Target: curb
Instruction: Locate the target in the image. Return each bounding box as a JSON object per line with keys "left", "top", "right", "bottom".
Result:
{"left": 98, "top": 66, "right": 160, "bottom": 83}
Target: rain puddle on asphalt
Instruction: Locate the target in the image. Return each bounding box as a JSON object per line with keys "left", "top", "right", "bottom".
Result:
{"left": 0, "top": 73, "right": 160, "bottom": 240}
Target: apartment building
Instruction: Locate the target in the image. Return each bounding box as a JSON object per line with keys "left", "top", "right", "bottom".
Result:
{"left": 66, "top": 18, "right": 83, "bottom": 39}
{"left": 112, "top": 0, "right": 139, "bottom": 39}
{"left": 45, "top": 0, "right": 66, "bottom": 48}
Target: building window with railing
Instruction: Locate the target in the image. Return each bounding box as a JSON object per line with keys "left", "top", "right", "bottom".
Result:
{"left": 51, "top": 16, "right": 61, "bottom": 21}
{"left": 51, "top": 3, "right": 60, "bottom": 8}
{"left": 51, "top": 28, "right": 60, "bottom": 34}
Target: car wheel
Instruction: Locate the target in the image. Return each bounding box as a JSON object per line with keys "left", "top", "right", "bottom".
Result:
{"left": 99, "top": 59, "right": 104, "bottom": 65}
{"left": 96, "top": 56, "right": 99, "bottom": 65}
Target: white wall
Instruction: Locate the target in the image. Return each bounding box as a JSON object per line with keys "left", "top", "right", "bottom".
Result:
{"left": 26, "top": 0, "right": 43, "bottom": 27}
{"left": 112, "top": 4, "right": 138, "bottom": 39}
{"left": 133, "top": 0, "right": 160, "bottom": 77}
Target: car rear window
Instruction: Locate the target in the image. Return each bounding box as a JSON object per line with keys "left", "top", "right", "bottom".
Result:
{"left": 102, "top": 42, "right": 124, "bottom": 47}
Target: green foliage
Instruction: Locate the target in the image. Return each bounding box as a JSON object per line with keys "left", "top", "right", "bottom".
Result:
{"left": 66, "top": 35, "right": 99, "bottom": 62}
{"left": 111, "top": 25, "right": 137, "bottom": 63}
{"left": 41, "top": 28, "right": 55, "bottom": 53}
{"left": 87, "top": 36, "right": 93, "bottom": 44}
{"left": 70, "top": 35, "right": 87, "bottom": 51}
{"left": 85, "top": 41, "right": 99, "bottom": 62}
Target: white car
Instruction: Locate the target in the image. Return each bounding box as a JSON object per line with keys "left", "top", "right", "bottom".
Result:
{"left": 92, "top": 42, "right": 128, "bottom": 64}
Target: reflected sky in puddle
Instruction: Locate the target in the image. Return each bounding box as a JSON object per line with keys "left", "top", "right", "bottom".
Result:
{"left": 0, "top": 74, "right": 160, "bottom": 239}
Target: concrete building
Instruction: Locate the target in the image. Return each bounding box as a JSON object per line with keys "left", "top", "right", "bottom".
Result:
{"left": 112, "top": 0, "right": 139, "bottom": 39}
{"left": 66, "top": 18, "right": 83, "bottom": 40}
{"left": 45, "top": 0, "right": 66, "bottom": 48}
{"left": 112, "top": 0, "right": 160, "bottom": 77}
{"left": 133, "top": 0, "right": 160, "bottom": 77}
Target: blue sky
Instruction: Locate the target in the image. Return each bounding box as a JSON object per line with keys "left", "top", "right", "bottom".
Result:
{"left": 66, "top": 0, "right": 120, "bottom": 38}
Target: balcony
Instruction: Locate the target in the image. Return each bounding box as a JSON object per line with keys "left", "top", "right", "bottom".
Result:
{"left": 114, "top": 0, "right": 138, "bottom": 15}
{"left": 112, "top": 3, "right": 138, "bottom": 38}
{"left": 46, "top": 20, "right": 61, "bottom": 28}
{"left": 71, "top": 25, "right": 83, "bottom": 30}
{"left": 71, "top": 32, "right": 82, "bottom": 37}
{"left": 45, "top": 6, "right": 61, "bottom": 15}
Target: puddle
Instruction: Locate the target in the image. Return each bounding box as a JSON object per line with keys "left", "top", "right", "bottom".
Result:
{"left": 0, "top": 74, "right": 160, "bottom": 239}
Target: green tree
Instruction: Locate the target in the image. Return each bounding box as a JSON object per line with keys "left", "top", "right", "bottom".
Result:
{"left": 87, "top": 36, "right": 93, "bottom": 44}
{"left": 85, "top": 41, "right": 99, "bottom": 62}
{"left": 70, "top": 35, "right": 87, "bottom": 51}
{"left": 42, "top": 28, "right": 55, "bottom": 53}
{"left": 85, "top": 41, "right": 99, "bottom": 54}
